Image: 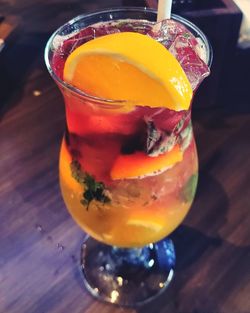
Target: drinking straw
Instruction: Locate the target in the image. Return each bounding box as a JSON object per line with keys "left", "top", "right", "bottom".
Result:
{"left": 157, "top": 0, "right": 172, "bottom": 21}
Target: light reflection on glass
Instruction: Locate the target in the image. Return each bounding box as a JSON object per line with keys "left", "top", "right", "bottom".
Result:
{"left": 110, "top": 290, "right": 119, "bottom": 303}
{"left": 168, "top": 269, "right": 174, "bottom": 283}
{"left": 148, "top": 259, "right": 155, "bottom": 267}
{"left": 117, "top": 276, "right": 123, "bottom": 286}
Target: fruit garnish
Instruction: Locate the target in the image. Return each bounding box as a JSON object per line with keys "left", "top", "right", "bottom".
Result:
{"left": 123, "top": 211, "right": 166, "bottom": 244}
{"left": 70, "top": 160, "right": 111, "bottom": 209}
{"left": 110, "top": 144, "right": 183, "bottom": 180}
{"left": 126, "top": 218, "right": 163, "bottom": 232}
{"left": 63, "top": 32, "right": 192, "bottom": 111}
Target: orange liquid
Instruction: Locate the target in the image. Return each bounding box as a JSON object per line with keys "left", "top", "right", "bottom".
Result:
{"left": 59, "top": 135, "right": 198, "bottom": 248}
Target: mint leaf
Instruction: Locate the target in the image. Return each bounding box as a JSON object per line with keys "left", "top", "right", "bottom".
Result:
{"left": 70, "top": 160, "right": 85, "bottom": 185}
{"left": 180, "top": 174, "right": 198, "bottom": 203}
{"left": 183, "top": 32, "right": 191, "bottom": 39}
{"left": 70, "top": 160, "right": 111, "bottom": 210}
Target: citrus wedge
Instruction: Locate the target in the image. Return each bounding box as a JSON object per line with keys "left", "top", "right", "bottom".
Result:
{"left": 126, "top": 219, "right": 163, "bottom": 232}
{"left": 63, "top": 32, "right": 192, "bottom": 111}
{"left": 124, "top": 212, "right": 166, "bottom": 245}
{"left": 110, "top": 144, "right": 183, "bottom": 180}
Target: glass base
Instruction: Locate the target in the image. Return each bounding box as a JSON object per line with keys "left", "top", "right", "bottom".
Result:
{"left": 80, "top": 237, "right": 175, "bottom": 306}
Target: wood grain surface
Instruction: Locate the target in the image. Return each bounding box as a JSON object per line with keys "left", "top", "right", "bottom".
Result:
{"left": 0, "top": 1, "right": 250, "bottom": 313}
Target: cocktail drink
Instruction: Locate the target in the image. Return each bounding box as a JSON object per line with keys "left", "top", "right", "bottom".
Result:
{"left": 45, "top": 7, "right": 211, "bottom": 306}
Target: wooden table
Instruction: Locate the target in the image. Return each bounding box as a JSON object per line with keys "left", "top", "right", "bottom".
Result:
{"left": 1, "top": 1, "right": 250, "bottom": 313}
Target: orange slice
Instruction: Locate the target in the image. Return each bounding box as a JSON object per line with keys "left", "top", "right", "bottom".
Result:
{"left": 127, "top": 218, "right": 164, "bottom": 232}
{"left": 63, "top": 32, "right": 192, "bottom": 111}
{"left": 110, "top": 144, "right": 183, "bottom": 180}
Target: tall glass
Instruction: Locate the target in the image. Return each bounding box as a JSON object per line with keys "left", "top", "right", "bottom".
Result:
{"left": 45, "top": 7, "right": 212, "bottom": 306}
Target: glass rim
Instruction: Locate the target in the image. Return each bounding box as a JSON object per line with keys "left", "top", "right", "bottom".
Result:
{"left": 44, "top": 6, "right": 213, "bottom": 104}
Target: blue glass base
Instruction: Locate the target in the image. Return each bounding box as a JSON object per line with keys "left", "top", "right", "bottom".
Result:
{"left": 80, "top": 237, "right": 175, "bottom": 306}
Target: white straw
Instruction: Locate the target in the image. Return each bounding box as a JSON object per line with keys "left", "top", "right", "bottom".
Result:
{"left": 157, "top": 0, "right": 172, "bottom": 22}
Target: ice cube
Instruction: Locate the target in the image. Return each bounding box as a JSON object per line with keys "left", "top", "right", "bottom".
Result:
{"left": 195, "top": 37, "right": 208, "bottom": 64}
{"left": 148, "top": 19, "right": 210, "bottom": 89}
{"left": 147, "top": 108, "right": 188, "bottom": 133}
{"left": 148, "top": 19, "right": 187, "bottom": 48}
{"left": 169, "top": 34, "right": 210, "bottom": 90}
{"left": 90, "top": 23, "right": 121, "bottom": 37}
{"left": 115, "top": 20, "right": 153, "bottom": 34}
{"left": 54, "top": 31, "right": 93, "bottom": 62}
{"left": 52, "top": 27, "right": 98, "bottom": 78}
{"left": 145, "top": 111, "right": 190, "bottom": 156}
{"left": 58, "top": 24, "right": 114, "bottom": 57}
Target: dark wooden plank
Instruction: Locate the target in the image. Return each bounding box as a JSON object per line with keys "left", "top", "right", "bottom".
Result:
{"left": 0, "top": 1, "right": 250, "bottom": 313}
